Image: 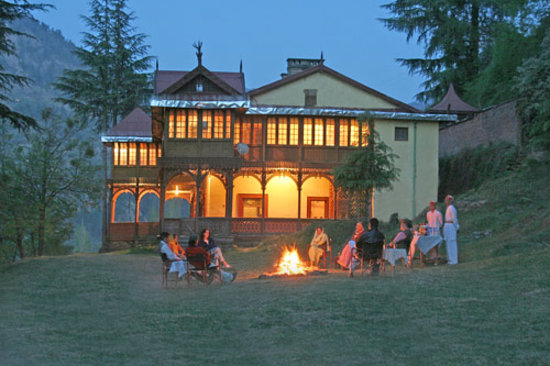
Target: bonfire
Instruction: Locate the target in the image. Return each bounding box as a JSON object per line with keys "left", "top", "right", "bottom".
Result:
{"left": 258, "top": 244, "right": 328, "bottom": 279}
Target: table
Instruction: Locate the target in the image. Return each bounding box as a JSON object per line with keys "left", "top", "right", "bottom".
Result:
{"left": 382, "top": 248, "right": 408, "bottom": 275}
{"left": 410, "top": 235, "right": 443, "bottom": 266}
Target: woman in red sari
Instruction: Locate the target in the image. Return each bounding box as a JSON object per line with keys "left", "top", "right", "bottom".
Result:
{"left": 336, "top": 222, "right": 365, "bottom": 269}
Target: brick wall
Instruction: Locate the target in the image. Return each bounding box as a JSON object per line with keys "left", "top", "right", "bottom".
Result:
{"left": 439, "top": 100, "right": 521, "bottom": 157}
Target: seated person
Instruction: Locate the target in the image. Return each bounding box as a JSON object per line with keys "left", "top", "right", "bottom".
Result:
{"left": 336, "top": 222, "right": 365, "bottom": 269}
{"left": 389, "top": 219, "right": 413, "bottom": 251}
{"left": 198, "top": 228, "right": 231, "bottom": 268}
{"left": 308, "top": 226, "right": 329, "bottom": 266}
{"left": 168, "top": 234, "right": 185, "bottom": 257}
{"left": 354, "top": 218, "right": 385, "bottom": 275}
{"left": 159, "top": 232, "right": 187, "bottom": 279}
{"left": 188, "top": 234, "right": 236, "bottom": 283}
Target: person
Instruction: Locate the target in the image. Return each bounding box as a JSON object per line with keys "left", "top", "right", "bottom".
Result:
{"left": 168, "top": 233, "right": 185, "bottom": 257}
{"left": 308, "top": 226, "right": 329, "bottom": 266}
{"left": 186, "top": 235, "right": 237, "bottom": 284}
{"left": 389, "top": 219, "right": 413, "bottom": 251}
{"left": 159, "top": 232, "right": 187, "bottom": 279}
{"left": 350, "top": 218, "right": 385, "bottom": 277}
{"left": 336, "top": 222, "right": 365, "bottom": 269}
{"left": 427, "top": 201, "right": 443, "bottom": 236}
{"left": 198, "top": 228, "right": 231, "bottom": 268}
{"left": 444, "top": 195, "right": 459, "bottom": 265}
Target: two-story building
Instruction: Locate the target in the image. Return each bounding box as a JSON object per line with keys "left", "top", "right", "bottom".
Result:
{"left": 101, "top": 55, "right": 455, "bottom": 250}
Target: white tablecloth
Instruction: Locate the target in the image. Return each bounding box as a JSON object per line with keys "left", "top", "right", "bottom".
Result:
{"left": 383, "top": 248, "right": 408, "bottom": 266}
{"left": 411, "top": 235, "right": 443, "bottom": 255}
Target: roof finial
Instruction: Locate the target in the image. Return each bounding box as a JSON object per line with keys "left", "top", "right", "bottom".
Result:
{"left": 239, "top": 59, "right": 243, "bottom": 73}
{"left": 193, "top": 41, "right": 203, "bottom": 66}
{"left": 155, "top": 57, "right": 159, "bottom": 71}
{"left": 320, "top": 50, "right": 324, "bottom": 64}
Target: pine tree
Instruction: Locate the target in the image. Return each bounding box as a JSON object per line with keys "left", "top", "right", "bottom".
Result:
{"left": 54, "top": 0, "right": 152, "bottom": 249}
{"left": 0, "top": 0, "right": 50, "bottom": 129}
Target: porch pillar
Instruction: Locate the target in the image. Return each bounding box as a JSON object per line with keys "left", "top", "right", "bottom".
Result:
{"left": 334, "top": 186, "right": 338, "bottom": 219}
{"left": 261, "top": 168, "right": 266, "bottom": 234}
{"left": 107, "top": 183, "right": 113, "bottom": 243}
{"left": 195, "top": 168, "right": 202, "bottom": 233}
{"left": 133, "top": 178, "right": 140, "bottom": 246}
{"left": 297, "top": 170, "right": 303, "bottom": 230}
{"left": 159, "top": 170, "right": 166, "bottom": 233}
{"left": 225, "top": 170, "right": 234, "bottom": 234}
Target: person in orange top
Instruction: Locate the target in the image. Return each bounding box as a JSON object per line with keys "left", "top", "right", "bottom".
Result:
{"left": 168, "top": 234, "right": 185, "bottom": 257}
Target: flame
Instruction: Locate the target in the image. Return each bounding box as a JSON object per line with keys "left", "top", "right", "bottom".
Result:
{"left": 275, "top": 245, "right": 310, "bottom": 275}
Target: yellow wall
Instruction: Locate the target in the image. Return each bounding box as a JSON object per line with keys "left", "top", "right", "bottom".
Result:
{"left": 252, "top": 72, "right": 398, "bottom": 109}
{"left": 232, "top": 175, "right": 262, "bottom": 217}
{"left": 301, "top": 177, "right": 332, "bottom": 218}
{"left": 265, "top": 175, "right": 298, "bottom": 218}
{"left": 205, "top": 175, "right": 225, "bottom": 217}
{"left": 372, "top": 119, "right": 439, "bottom": 221}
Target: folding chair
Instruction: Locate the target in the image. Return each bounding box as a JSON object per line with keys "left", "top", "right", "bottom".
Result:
{"left": 160, "top": 253, "right": 179, "bottom": 288}
{"left": 185, "top": 247, "right": 222, "bottom": 286}
{"left": 306, "top": 238, "right": 333, "bottom": 268}
{"left": 356, "top": 240, "right": 384, "bottom": 277}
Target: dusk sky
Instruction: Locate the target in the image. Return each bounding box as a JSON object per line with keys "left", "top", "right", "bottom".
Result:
{"left": 36, "top": 0, "right": 427, "bottom": 105}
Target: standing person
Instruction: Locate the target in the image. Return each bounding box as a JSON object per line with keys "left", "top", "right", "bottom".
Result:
{"left": 198, "top": 228, "right": 231, "bottom": 268}
{"left": 308, "top": 226, "right": 329, "bottom": 266}
{"left": 159, "top": 232, "right": 187, "bottom": 279}
{"left": 444, "top": 195, "right": 459, "bottom": 265}
{"left": 426, "top": 201, "right": 443, "bottom": 236}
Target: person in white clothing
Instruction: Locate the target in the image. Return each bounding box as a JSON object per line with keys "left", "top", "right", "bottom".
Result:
{"left": 426, "top": 201, "right": 443, "bottom": 236}
{"left": 159, "top": 232, "right": 187, "bottom": 278}
{"left": 443, "top": 195, "right": 459, "bottom": 265}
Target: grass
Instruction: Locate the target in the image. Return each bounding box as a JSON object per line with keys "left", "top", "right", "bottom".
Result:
{"left": 1, "top": 160, "right": 550, "bottom": 365}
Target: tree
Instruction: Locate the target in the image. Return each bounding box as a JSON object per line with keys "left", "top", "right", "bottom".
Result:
{"left": 54, "top": 0, "right": 152, "bottom": 250}
{"left": 380, "top": 0, "right": 532, "bottom": 104}
{"left": 0, "top": 0, "right": 50, "bottom": 129}
{"left": 333, "top": 116, "right": 400, "bottom": 219}
{"left": 515, "top": 27, "right": 550, "bottom": 150}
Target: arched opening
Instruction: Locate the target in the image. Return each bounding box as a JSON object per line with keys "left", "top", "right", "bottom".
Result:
{"left": 138, "top": 191, "right": 160, "bottom": 222}
{"left": 233, "top": 175, "right": 262, "bottom": 218}
{"left": 266, "top": 174, "right": 298, "bottom": 218}
{"left": 302, "top": 176, "right": 333, "bottom": 219}
{"left": 203, "top": 174, "right": 226, "bottom": 217}
{"left": 165, "top": 174, "right": 195, "bottom": 218}
{"left": 112, "top": 190, "right": 135, "bottom": 222}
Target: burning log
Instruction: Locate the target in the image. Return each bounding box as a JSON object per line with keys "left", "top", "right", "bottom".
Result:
{"left": 258, "top": 244, "right": 328, "bottom": 279}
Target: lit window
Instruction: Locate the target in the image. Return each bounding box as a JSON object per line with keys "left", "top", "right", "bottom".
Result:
{"left": 214, "top": 110, "right": 224, "bottom": 139}
{"left": 119, "top": 143, "right": 128, "bottom": 165}
{"left": 157, "top": 143, "right": 162, "bottom": 158}
{"left": 253, "top": 122, "right": 263, "bottom": 145}
{"left": 176, "top": 110, "right": 185, "bottom": 138}
{"left": 395, "top": 127, "right": 408, "bottom": 141}
{"left": 113, "top": 142, "right": 119, "bottom": 166}
{"left": 289, "top": 118, "right": 299, "bottom": 145}
{"left": 225, "top": 111, "right": 232, "bottom": 139}
{"left": 326, "top": 119, "right": 335, "bottom": 146}
{"left": 149, "top": 144, "right": 157, "bottom": 166}
{"left": 202, "top": 111, "right": 212, "bottom": 139}
{"left": 303, "top": 118, "right": 313, "bottom": 145}
{"left": 140, "top": 143, "right": 147, "bottom": 166}
{"left": 187, "top": 110, "right": 198, "bottom": 138}
{"left": 361, "top": 121, "right": 370, "bottom": 146}
{"left": 168, "top": 110, "right": 175, "bottom": 138}
{"left": 234, "top": 121, "right": 241, "bottom": 143}
{"left": 314, "top": 118, "right": 324, "bottom": 146}
{"left": 267, "top": 118, "right": 277, "bottom": 145}
{"left": 242, "top": 122, "right": 251, "bottom": 144}
{"left": 339, "top": 119, "right": 349, "bottom": 146}
{"left": 278, "top": 118, "right": 288, "bottom": 145}
{"left": 128, "top": 143, "right": 136, "bottom": 166}
{"left": 350, "top": 119, "right": 359, "bottom": 147}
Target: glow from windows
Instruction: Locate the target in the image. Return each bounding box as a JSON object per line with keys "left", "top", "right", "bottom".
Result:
{"left": 339, "top": 119, "right": 349, "bottom": 146}
{"left": 187, "top": 110, "right": 198, "bottom": 138}
{"left": 326, "top": 119, "right": 335, "bottom": 146}
{"left": 168, "top": 110, "right": 175, "bottom": 138}
{"left": 278, "top": 117, "right": 288, "bottom": 145}
{"left": 303, "top": 118, "right": 313, "bottom": 145}
{"left": 242, "top": 122, "right": 251, "bottom": 144}
{"left": 119, "top": 142, "right": 128, "bottom": 165}
{"left": 140, "top": 143, "right": 147, "bottom": 165}
{"left": 234, "top": 121, "right": 241, "bottom": 143}
{"left": 361, "top": 121, "right": 370, "bottom": 146}
{"left": 225, "top": 111, "right": 232, "bottom": 139}
{"left": 113, "top": 142, "right": 119, "bottom": 165}
{"left": 253, "top": 122, "right": 262, "bottom": 145}
{"left": 289, "top": 118, "right": 299, "bottom": 145}
{"left": 267, "top": 118, "right": 277, "bottom": 145}
{"left": 350, "top": 119, "right": 359, "bottom": 147}
{"left": 214, "top": 110, "right": 224, "bottom": 139}
{"left": 176, "top": 110, "right": 185, "bottom": 138}
{"left": 314, "top": 118, "right": 324, "bottom": 146}
{"left": 128, "top": 143, "right": 136, "bottom": 166}
{"left": 202, "top": 111, "right": 212, "bottom": 139}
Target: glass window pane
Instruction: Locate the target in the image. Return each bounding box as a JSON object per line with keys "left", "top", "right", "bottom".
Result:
{"left": 202, "top": 110, "right": 212, "bottom": 139}
{"left": 350, "top": 119, "right": 359, "bottom": 146}
{"left": 214, "top": 110, "right": 224, "bottom": 139}
{"left": 149, "top": 144, "right": 157, "bottom": 165}
{"left": 169, "top": 110, "right": 175, "bottom": 138}
{"left": 140, "top": 143, "right": 147, "bottom": 166}
{"left": 242, "top": 122, "right": 251, "bottom": 144}
{"left": 314, "top": 118, "right": 324, "bottom": 146}
{"left": 267, "top": 118, "right": 277, "bottom": 145}
{"left": 119, "top": 143, "right": 128, "bottom": 165}
{"left": 128, "top": 143, "right": 137, "bottom": 166}
{"left": 339, "top": 119, "right": 349, "bottom": 147}
{"left": 289, "top": 118, "right": 299, "bottom": 145}
{"left": 234, "top": 120, "right": 241, "bottom": 144}
{"left": 361, "top": 121, "right": 370, "bottom": 146}
{"left": 225, "top": 111, "right": 232, "bottom": 139}
{"left": 278, "top": 117, "right": 287, "bottom": 145}
{"left": 326, "top": 119, "right": 335, "bottom": 146}
{"left": 187, "top": 110, "right": 198, "bottom": 138}
{"left": 303, "top": 118, "right": 313, "bottom": 145}
{"left": 253, "top": 121, "right": 263, "bottom": 145}
{"left": 113, "top": 142, "right": 119, "bottom": 166}
{"left": 176, "top": 110, "right": 185, "bottom": 138}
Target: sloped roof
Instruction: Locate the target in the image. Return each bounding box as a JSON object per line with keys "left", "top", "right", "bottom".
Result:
{"left": 248, "top": 64, "right": 418, "bottom": 113}
{"left": 105, "top": 107, "right": 152, "bottom": 138}
{"left": 155, "top": 67, "right": 244, "bottom": 95}
{"left": 430, "top": 83, "right": 479, "bottom": 113}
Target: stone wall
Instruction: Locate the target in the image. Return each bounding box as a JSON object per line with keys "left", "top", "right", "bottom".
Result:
{"left": 439, "top": 100, "right": 521, "bottom": 156}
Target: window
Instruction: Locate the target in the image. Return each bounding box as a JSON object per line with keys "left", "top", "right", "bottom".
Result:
{"left": 140, "top": 143, "right": 148, "bottom": 165}
{"left": 137, "top": 143, "right": 160, "bottom": 166}
{"left": 339, "top": 119, "right": 349, "bottom": 146}
{"left": 175, "top": 110, "right": 185, "bottom": 138}
{"left": 303, "top": 118, "right": 313, "bottom": 145}
{"left": 395, "top": 127, "right": 408, "bottom": 141}
{"left": 278, "top": 118, "right": 288, "bottom": 145}
{"left": 314, "top": 118, "right": 324, "bottom": 146}
{"left": 242, "top": 122, "right": 251, "bottom": 144}
{"left": 234, "top": 121, "right": 241, "bottom": 143}
{"left": 237, "top": 194, "right": 266, "bottom": 218}
{"left": 267, "top": 118, "right": 277, "bottom": 145}
{"left": 307, "top": 197, "right": 329, "bottom": 219}
{"left": 289, "top": 118, "right": 299, "bottom": 145}
{"left": 252, "top": 121, "right": 263, "bottom": 145}
{"left": 304, "top": 89, "right": 317, "bottom": 107}
{"left": 128, "top": 143, "right": 136, "bottom": 166}
{"left": 168, "top": 110, "right": 175, "bottom": 138}
{"left": 149, "top": 144, "right": 158, "bottom": 166}
{"left": 326, "top": 119, "right": 335, "bottom": 146}
{"left": 214, "top": 110, "right": 224, "bottom": 139}
{"left": 202, "top": 111, "right": 212, "bottom": 139}
{"left": 119, "top": 142, "right": 128, "bottom": 165}
{"left": 225, "top": 111, "right": 232, "bottom": 139}
{"left": 350, "top": 119, "right": 359, "bottom": 146}
{"left": 113, "top": 142, "right": 119, "bottom": 165}
{"left": 187, "top": 110, "right": 198, "bottom": 138}
{"left": 361, "top": 121, "right": 370, "bottom": 146}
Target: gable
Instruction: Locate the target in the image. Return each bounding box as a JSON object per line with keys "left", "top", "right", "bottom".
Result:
{"left": 249, "top": 66, "right": 415, "bottom": 111}
{"left": 172, "top": 75, "right": 227, "bottom": 94}
{"left": 156, "top": 66, "right": 243, "bottom": 96}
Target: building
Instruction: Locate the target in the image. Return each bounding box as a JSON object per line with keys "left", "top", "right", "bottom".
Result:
{"left": 101, "top": 54, "right": 455, "bottom": 250}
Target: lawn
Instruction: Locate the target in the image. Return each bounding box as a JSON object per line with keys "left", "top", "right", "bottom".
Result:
{"left": 1, "top": 162, "right": 549, "bottom": 365}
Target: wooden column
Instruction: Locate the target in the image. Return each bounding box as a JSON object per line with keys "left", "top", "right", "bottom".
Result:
{"left": 195, "top": 168, "right": 202, "bottom": 233}
{"left": 159, "top": 170, "right": 166, "bottom": 233}
{"left": 133, "top": 178, "right": 140, "bottom": 246}
{"left": 225, "top": 170, "right": 234, "bottom": 234}
{"left": 297, "top": 170, "right": 303, "bottom": 230}
{"left": 334, "top": 186, "right": 338, "bottom": 219}
{"left": 107, "top": 183, "right": 113, "bottom": 243}
{"left": 261, "top": 168, "right": 266, "bottom": 234}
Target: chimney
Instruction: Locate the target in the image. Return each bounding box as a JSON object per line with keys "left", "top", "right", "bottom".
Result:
{"left": 281, "top": 57, "right": 323, "bottom": 78}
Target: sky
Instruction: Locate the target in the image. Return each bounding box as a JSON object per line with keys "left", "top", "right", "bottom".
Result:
{"left": 35, "top": 0, "right": 427, "bottom": 105}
